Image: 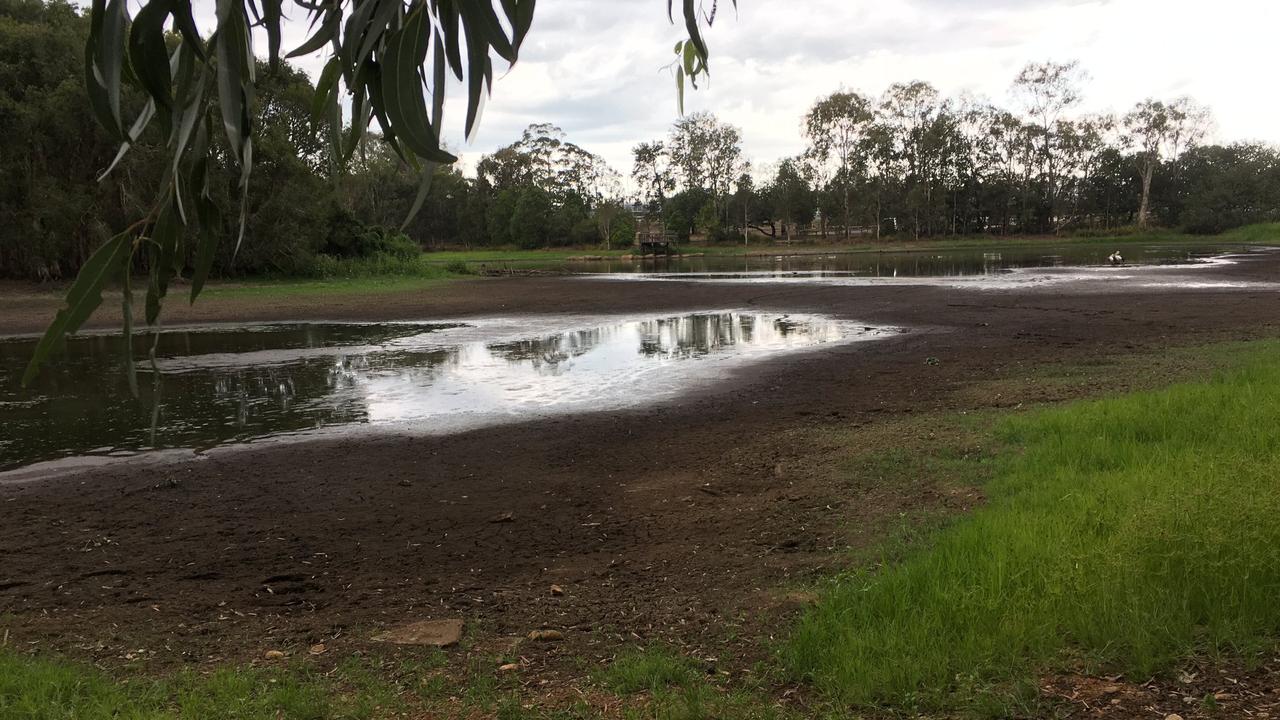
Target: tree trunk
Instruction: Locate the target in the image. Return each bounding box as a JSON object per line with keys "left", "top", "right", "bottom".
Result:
{"left": 1137, "top": 162, "right": 1154, "bottom": 228}
{"left": 875, "top": 193, "right": 882, "bottom": 240}
{"left": 843, "top": 187, "right": 851, "bottom": 241}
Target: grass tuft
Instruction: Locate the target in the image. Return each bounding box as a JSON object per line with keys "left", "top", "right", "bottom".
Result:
{"left": 599, "top": 647, "right": 702, "bottom": 695}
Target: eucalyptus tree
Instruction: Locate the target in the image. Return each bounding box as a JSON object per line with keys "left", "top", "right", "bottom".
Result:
{"left": 25, "top": 0, "right": 733, "bottom": 384}
{"left": 556, "top": 142, "right": 622, "bottom": 206}
{"left": 859, "top": 122, "right": 896, "bottom": 239}
{"left": 631, "top": 141, "right": 676, "bottom": 214}
{"left": 729, "top": 170, "right": 755, "bottom": 243}
{"left": 1011, "top": 61, "right": 1085, "bottom": 229}
{"left": 879, "top": 81, "right": 944, "bottom": 237}
{"left": 766, "top": 157, "right": 817, "bottom": 240}
{"left": 477, "top": 145, "right": 537, "bottom": 192}
{"left": 1056, "top": 114, "right": 1117, "bottom": 227}
{"left": 667, "top": 112, "right": 743, "bottom": 221}
{"left": 803, "top": 91, "right": 874, "bottom": 239}
{"left": 1123, "top": 97, "right": 1212, "bottom": 227}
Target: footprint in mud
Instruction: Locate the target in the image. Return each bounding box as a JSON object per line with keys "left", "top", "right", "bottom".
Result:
{"left": 258, "top": 573, "right": 325, "bottom": 603}
{"left": 77, "top": 568, "right": 128, "bottom": 580}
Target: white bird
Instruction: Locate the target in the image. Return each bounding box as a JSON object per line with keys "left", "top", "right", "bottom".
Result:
{"left": 1108, "top": 251, "right": 1123, "bottom": 264}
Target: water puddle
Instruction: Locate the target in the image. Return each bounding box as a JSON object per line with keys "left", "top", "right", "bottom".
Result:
{"left": 0, "top": 312, "right": 893, "bottom": 473}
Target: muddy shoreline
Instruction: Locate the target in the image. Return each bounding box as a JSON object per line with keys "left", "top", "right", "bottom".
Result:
{"left": 1, "top": 254, "right": 1278, "bottom": 673}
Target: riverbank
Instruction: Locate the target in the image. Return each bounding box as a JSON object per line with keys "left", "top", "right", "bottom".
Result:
{"left": 413, "top": 224, "right": 1280, "bottom": 264}
{"left": 2, "top": 249, "right": 1279, "bottom": 718}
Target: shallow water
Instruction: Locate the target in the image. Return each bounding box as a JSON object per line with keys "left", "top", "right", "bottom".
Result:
{"left": 0, "top": 312, "right": 889, "bottom": 471}
{"left": 460, "top": 243, "right": 1256, "bottom": 278}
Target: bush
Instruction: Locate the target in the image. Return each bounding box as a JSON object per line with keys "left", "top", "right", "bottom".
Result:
{"left": 1179, "top": 207, "right": 1271, "bottom": 235}
{"left": 706, "top": 226, "right": 743, "bottom": 244}
{"left": 365, "top": 229, "right": 421, "bottom": 260}
{"left": 1070, "top": 225, "right": 1146, "bottom": 239}
{"left": 320, "top": 207, "right": 420, "bottom": 260}
{"left": 569, "top": 217, "right": 599, "bottom": 246}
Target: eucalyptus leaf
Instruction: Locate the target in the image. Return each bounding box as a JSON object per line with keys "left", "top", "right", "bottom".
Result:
{"left": 22, "top": 232, "right": 132, "bottom": 386}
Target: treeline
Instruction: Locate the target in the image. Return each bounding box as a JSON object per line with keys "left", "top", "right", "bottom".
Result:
{"left": 5, "top": 0, "right": 1280, "bottom": 282}
{"left": 636, "top": 68, "right": 1280, "bottom": 242}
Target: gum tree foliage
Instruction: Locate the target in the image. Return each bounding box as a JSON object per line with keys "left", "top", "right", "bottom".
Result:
{"left": 1011, "top": 61, "right": 1085, "bottom": 226}
{"left": 631, "top": 141, "right": 676, "bottom": 213}
{"left": 664, "top": 111, "right": 743, "bottom": 224}
{"left": 1122, "top": 97, "right": 1211, "bottom": 227}
{"left": 471, "top": 123, "right": 622, "bottom": 248}
{"left": 24, "top": 0, "right": 734, "bottom": 385}
{"left": 765, "top": 158, "right": 817, "bottom": 240}
{"left": 477, "top": 123, "right": 620, "bottom": 203}
{"left": 803, "top": 91, "right": 873, "bottom": 239}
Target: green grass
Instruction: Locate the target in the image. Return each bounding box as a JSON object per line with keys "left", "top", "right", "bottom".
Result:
{"left": 598, "top": 647, "right": 799, "bottom": 720}
{"left": 1220, "top": 221, "right": 1280, "bottom": 244}
{"left": 785, "top": 341, "right": 1280, "bottom": 712}
{"left": 599, "top": 647, "right": 703, "bottom": 695}
{"left": 202, "top": 274, "right": 454, "bottom": 300}
{"left": 0, "top": 651, "right": 383, "bottom": 720}
{"left": 0, "top": 645, "right": 796, "bottom": 720}
{"left": 420, "top": 247, "right": 640, "bottom": 263}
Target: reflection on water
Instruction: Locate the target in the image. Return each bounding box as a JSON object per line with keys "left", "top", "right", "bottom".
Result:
{"left": 0, "top": 313, "right": 881, "bottom": 471}
{"left": 460, "top": 243, "right": 1255, "bottom": 278}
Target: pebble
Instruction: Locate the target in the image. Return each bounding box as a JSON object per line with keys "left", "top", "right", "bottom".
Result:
{"left": 264, "top": 650, "right": 286, "bottom": 660}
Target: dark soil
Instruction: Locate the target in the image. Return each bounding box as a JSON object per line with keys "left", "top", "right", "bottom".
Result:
{"left": 1, "top": 255, "right": 1278, "bottom": 707}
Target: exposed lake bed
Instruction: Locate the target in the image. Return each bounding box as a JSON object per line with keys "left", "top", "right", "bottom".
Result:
{"left": 0, "top": 242, "right": 1277, "bottom": 685}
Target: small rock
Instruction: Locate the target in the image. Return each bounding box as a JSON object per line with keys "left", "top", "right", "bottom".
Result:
{"left": 1101, "top": 684, "right": 1121, "bottom": 694}
{"left": 498, "top": 663, "right": 520, "bottom": 672}
{"left": 374, "top": 618, "right": 464, "bottom": 647}
{"left": 1214, "top": 692, "right": 1234, "bottom": 701}
{"left": 526, "top": 629, "right": 564, "bottom": 642}
{"left": 489, "top": 512, "right": 515, "bottom": 524}
{"left": 549, "top": 584, "right": 564, "bottom": 596}
{"left": 308, "top": 643, "right": 327, "bottom": 655}
{"left": 264, "top": 650, "right": 286, "bottom": 660}
{"left": 1165, "top": 714, "right": 1185, "bottom": 720}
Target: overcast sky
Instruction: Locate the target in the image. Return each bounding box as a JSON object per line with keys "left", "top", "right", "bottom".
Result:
{"left": 265, "top": 0, "right": 1277, "bottom": 178}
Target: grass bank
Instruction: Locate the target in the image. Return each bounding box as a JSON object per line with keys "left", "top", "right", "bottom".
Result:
{"left": 201, "top": 255, "right": 464, "bottom": 300}
{"left": 787, "top": 341, "right": 1280, "bottom": 713}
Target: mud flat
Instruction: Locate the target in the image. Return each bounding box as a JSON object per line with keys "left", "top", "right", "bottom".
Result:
{"left": 0, "top": 248, "right": 1277, "bottom": 669}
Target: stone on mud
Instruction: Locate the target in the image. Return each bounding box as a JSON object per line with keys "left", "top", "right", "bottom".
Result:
{"left": 375, "top": 618, "right": 464, "bottom": 647}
